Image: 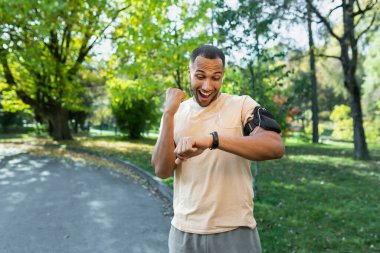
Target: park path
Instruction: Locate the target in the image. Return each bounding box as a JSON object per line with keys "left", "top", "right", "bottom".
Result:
{"left": 0, "top": 144, "right": 171, "bottom": 253}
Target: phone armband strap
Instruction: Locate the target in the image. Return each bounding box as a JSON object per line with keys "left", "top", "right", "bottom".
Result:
{"left": 243, "top": 106, "right": 281, "bottom": 136}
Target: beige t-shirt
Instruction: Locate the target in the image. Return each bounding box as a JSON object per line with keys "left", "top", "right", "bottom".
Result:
{"left": 171, "top": 93, "right": 259, "bottom": 234}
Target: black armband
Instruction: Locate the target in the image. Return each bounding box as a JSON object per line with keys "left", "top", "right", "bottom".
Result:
{"left": 243, "top": 106, "right": 281, "bottom": 136}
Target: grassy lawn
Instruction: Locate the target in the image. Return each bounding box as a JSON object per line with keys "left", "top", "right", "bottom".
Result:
{"left": 1, "top": 134, "right": 379, "bottom": 252}
{"left": 255, "top": 142, "right": 380, "bottom": 253}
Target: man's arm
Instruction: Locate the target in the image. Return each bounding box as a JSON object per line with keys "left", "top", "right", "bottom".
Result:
{"left": 151, "top": 88, "right": 184, "bottom": 179}
{"left": 218, "top": 127, "right": 285, "bottom": 161}
{"left": 174, "top": 127, "right": 285, "bottom": 164}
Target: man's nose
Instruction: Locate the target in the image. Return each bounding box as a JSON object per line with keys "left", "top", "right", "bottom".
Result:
{"left": 201, "top": 79, "right": 212, "bottom": 90}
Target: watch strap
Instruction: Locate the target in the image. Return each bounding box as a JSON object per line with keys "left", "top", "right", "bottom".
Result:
{"left": 210, "top": 131, "right": 219, "bottom": 150}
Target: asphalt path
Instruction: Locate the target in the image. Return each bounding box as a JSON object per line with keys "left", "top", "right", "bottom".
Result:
{"left": 0, "top": 144, "right": 171, "bottom": 253}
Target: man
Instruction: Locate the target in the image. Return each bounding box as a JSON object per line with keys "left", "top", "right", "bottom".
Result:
{"left": 151, "top": 45, "right": 285, "bottom": 253}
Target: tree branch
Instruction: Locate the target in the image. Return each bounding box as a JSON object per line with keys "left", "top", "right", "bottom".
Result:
{"left": 44, "top": 30, "right": 61, "bottom": 61}
{"left": 327, "top": 4, "right": 343, "bottom": 18}
{"left": 305, "top": 0, "right": 342, "bottom": 42}
{"left": 288, "top": 54, "right": 308, "bottom": 62}
{"left": 87, "top": 5, "right": 131, "bottom": 52}
{"left": 68, "top": 5, "right": 130, "bottom": 77}
{"left": 59, "top": 25, "right": 70, "bottom": 61}
{"left": 63, "top": 26, "right": 72, "bottom": 63}
{"left": 315, "top": 53, "right": 342, "bottom": 61}
{"left": 0, "top": 48, "right": 39, "bottom": 108}
{"left": 354, "top": 11, "right": 366, "bottom": 27}
{"left": 355, "top": 0, "right": 362, "bottom": 13}
{"left": 357, "top": 12, "right": 377, "bottom": 40}
{"left": 353, "top": 0, "right": 376, "bottom": 16}
{"left": 0, "top": 48, "right": 17, "bottom": 86}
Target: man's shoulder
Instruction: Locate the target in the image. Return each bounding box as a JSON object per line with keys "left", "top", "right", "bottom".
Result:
{"left": 221, "top": 93, "right": 257, "bottom": 105}
{"left": 178, "top": 97, "right": 193, "bottom": 109}
{"left": 174, "top": 98, "right": 192, "bottom": 117}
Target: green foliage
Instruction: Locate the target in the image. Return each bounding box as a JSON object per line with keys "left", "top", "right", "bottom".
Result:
{"left": 215, "top": 1, "right": 290, "bottom": 132}
{"left": 0, "top": 90, "right": 30, "bottom": 112}
{"left": 112, "top": 0, "right": 214, "bottom": 94}
{"left": 363, "top": 101, "right": 380, "bottom": 144}
{"left": 304, "top": 122, "right": 324, "bottom": 138}
{"left": 0, "top": 0, "right": 127, "bottom": 139}
{"left": 363, "top": 35, "right": 380, "bottom": 116}
{"left": 107, "top": 77, "right": 161, "bottom": 139}
{"left": 0, "top": 110, "right": 22, "bottom": 133}
{"left": 330, "top": 105, "right": 353, "bottom": 140}
{"left": 90, "top": 106, "right": 114, "bottom": 128}
{"left": 221, "top": 65, "right": 252, "bottom": 96}
{"left": 106, "top": 0, "right": 215, "bottom": 139}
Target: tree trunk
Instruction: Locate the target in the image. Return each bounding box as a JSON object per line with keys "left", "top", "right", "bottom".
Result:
{"left": 46, "top": 107, "right": 72, "bottom": 140}
{"left": 349, "top": 81, "right": 369, "bottom": 159}
{"left": 307, "top": 0, "right": 373, "bottom": 159}
{"left": 248, "top": 62, "right": 255, "bottom": 97}
{"left": 307, "top": 0, "right": 319, "bottom": 143}
{"left": 340, "top": 0, "right": 369, "bottom": 159}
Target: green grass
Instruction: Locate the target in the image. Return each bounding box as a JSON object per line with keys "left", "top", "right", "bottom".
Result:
{"left": 1, "top": 135, "right": 379, "bottom": 252}
{"left": 255, "top": 142, "right": 380, "bottom": 252}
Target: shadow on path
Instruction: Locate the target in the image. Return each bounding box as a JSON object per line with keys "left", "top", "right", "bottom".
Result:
{"left": 0, "top": 145, "right": 170, "bottom": 253}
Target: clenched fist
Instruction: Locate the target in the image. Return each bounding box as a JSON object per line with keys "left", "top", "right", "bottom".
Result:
{"left": 164, "top": 88, "right": 185, "bottom": 116}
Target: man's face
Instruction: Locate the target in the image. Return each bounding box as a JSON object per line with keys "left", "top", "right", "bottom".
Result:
{"left": 188, "top": 56, "right": 224, "bottom": 107}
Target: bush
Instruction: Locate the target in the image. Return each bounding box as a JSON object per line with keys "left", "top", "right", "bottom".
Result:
{"left": 330, "top": 104, "right": 353, "bottom": 140}
{"left": 107, "top": 78, "right": 161, "bottom": 139}
{"left": 112, "top": 98, "right": 159, "bottom": 139}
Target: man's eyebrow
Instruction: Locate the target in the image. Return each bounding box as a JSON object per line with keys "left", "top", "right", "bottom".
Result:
{"left": 195, "top": 70, "right": 223, "bottom": 75}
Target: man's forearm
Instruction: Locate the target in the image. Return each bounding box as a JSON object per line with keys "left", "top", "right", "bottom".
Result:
{"left": 217, "top": 129, "right": 285, "bottom": 161}
{"left": 151, "top": 113, "right": 177, "bottom": 179}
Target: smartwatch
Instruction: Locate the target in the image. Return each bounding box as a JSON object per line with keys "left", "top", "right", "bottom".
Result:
{"left": 210, "top": 131, "right": 219, "bottom": 150}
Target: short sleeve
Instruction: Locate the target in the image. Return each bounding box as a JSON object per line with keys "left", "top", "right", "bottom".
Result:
{"left": 241, "top": 95, "right": 260, "bottom": 126}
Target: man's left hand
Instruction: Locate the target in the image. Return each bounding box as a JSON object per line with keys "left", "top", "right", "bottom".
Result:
{"left": 174, "top": 135, "right": 213, "bottom": 165}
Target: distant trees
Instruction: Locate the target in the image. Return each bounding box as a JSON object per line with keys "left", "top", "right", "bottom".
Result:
{"left": 215, "top": 0, "right": 378, "bottom": 159}
{"left": 107, "top": 0, "right": 214, "bottom": 138}
{"left": 107, "top": 77, "right": 161, "bottom": 139}
{"left": 0, "top": 0, "right": 378, "bottom": 151}
{"left": 306, "top": 0, "right": 378, "bottom": 159}
{"left": 215, "top": 0, "right": 290, "bottom": 127}
{"left": 0, "top": 0, "right": 127, "bottom": 140}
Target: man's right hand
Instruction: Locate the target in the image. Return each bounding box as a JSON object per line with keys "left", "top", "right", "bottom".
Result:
{"left": 164, "top": 88, "right": 185, "bottom": 116}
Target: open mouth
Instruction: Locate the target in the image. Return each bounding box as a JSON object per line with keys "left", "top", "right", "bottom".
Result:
{"left": 198, "top": 90, "right": 213, "bottom": 99}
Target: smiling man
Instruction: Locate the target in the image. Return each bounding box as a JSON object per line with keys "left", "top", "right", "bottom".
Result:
{"left": 152, "top": 45, "right": 285, "bottom": 253}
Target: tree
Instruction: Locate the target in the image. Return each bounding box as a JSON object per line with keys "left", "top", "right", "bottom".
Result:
{"left": 105, "top": 0, "right": 215, "bottom": 139}
{"left": 69, "top": 65, "right": 107, "bottom": 133}
{"left": 215, "top": 1, "right": 290, "bottom": 108}
{"left": 306, "top": 0, "right": 378, "bottom": 159}
{"left": 307, "top": 0, "right": 320, "bottom": 143}
{"left": 0, "top": 0, "right": 127, "bottom": 140}
{"left": 112, "top": 0, "right": 214, "bottom": 94}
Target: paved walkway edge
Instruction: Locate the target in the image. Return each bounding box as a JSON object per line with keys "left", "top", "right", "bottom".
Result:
{"left": 67, "top": 146, "right": 173, "bottom": 202}
{"left": 0, "top": 141, "right": 173, "bottom": 202}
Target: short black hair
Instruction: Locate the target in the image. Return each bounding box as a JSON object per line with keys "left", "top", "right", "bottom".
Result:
{"left": 190, "top": 45, "right": 225, "bottom": 67}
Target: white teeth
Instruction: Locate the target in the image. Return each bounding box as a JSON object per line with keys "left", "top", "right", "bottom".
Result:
{"left": 200, "top": 90, "right": 212, "bottom": 96}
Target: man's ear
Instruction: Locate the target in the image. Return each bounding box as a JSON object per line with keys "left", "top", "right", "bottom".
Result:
{"left": 187, "top": 66, "right": 191, "bottom": 78}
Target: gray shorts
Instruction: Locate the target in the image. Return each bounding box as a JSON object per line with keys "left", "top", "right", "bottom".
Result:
{"left": 169, "top": 226, "right": 262, "bottom": 253}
